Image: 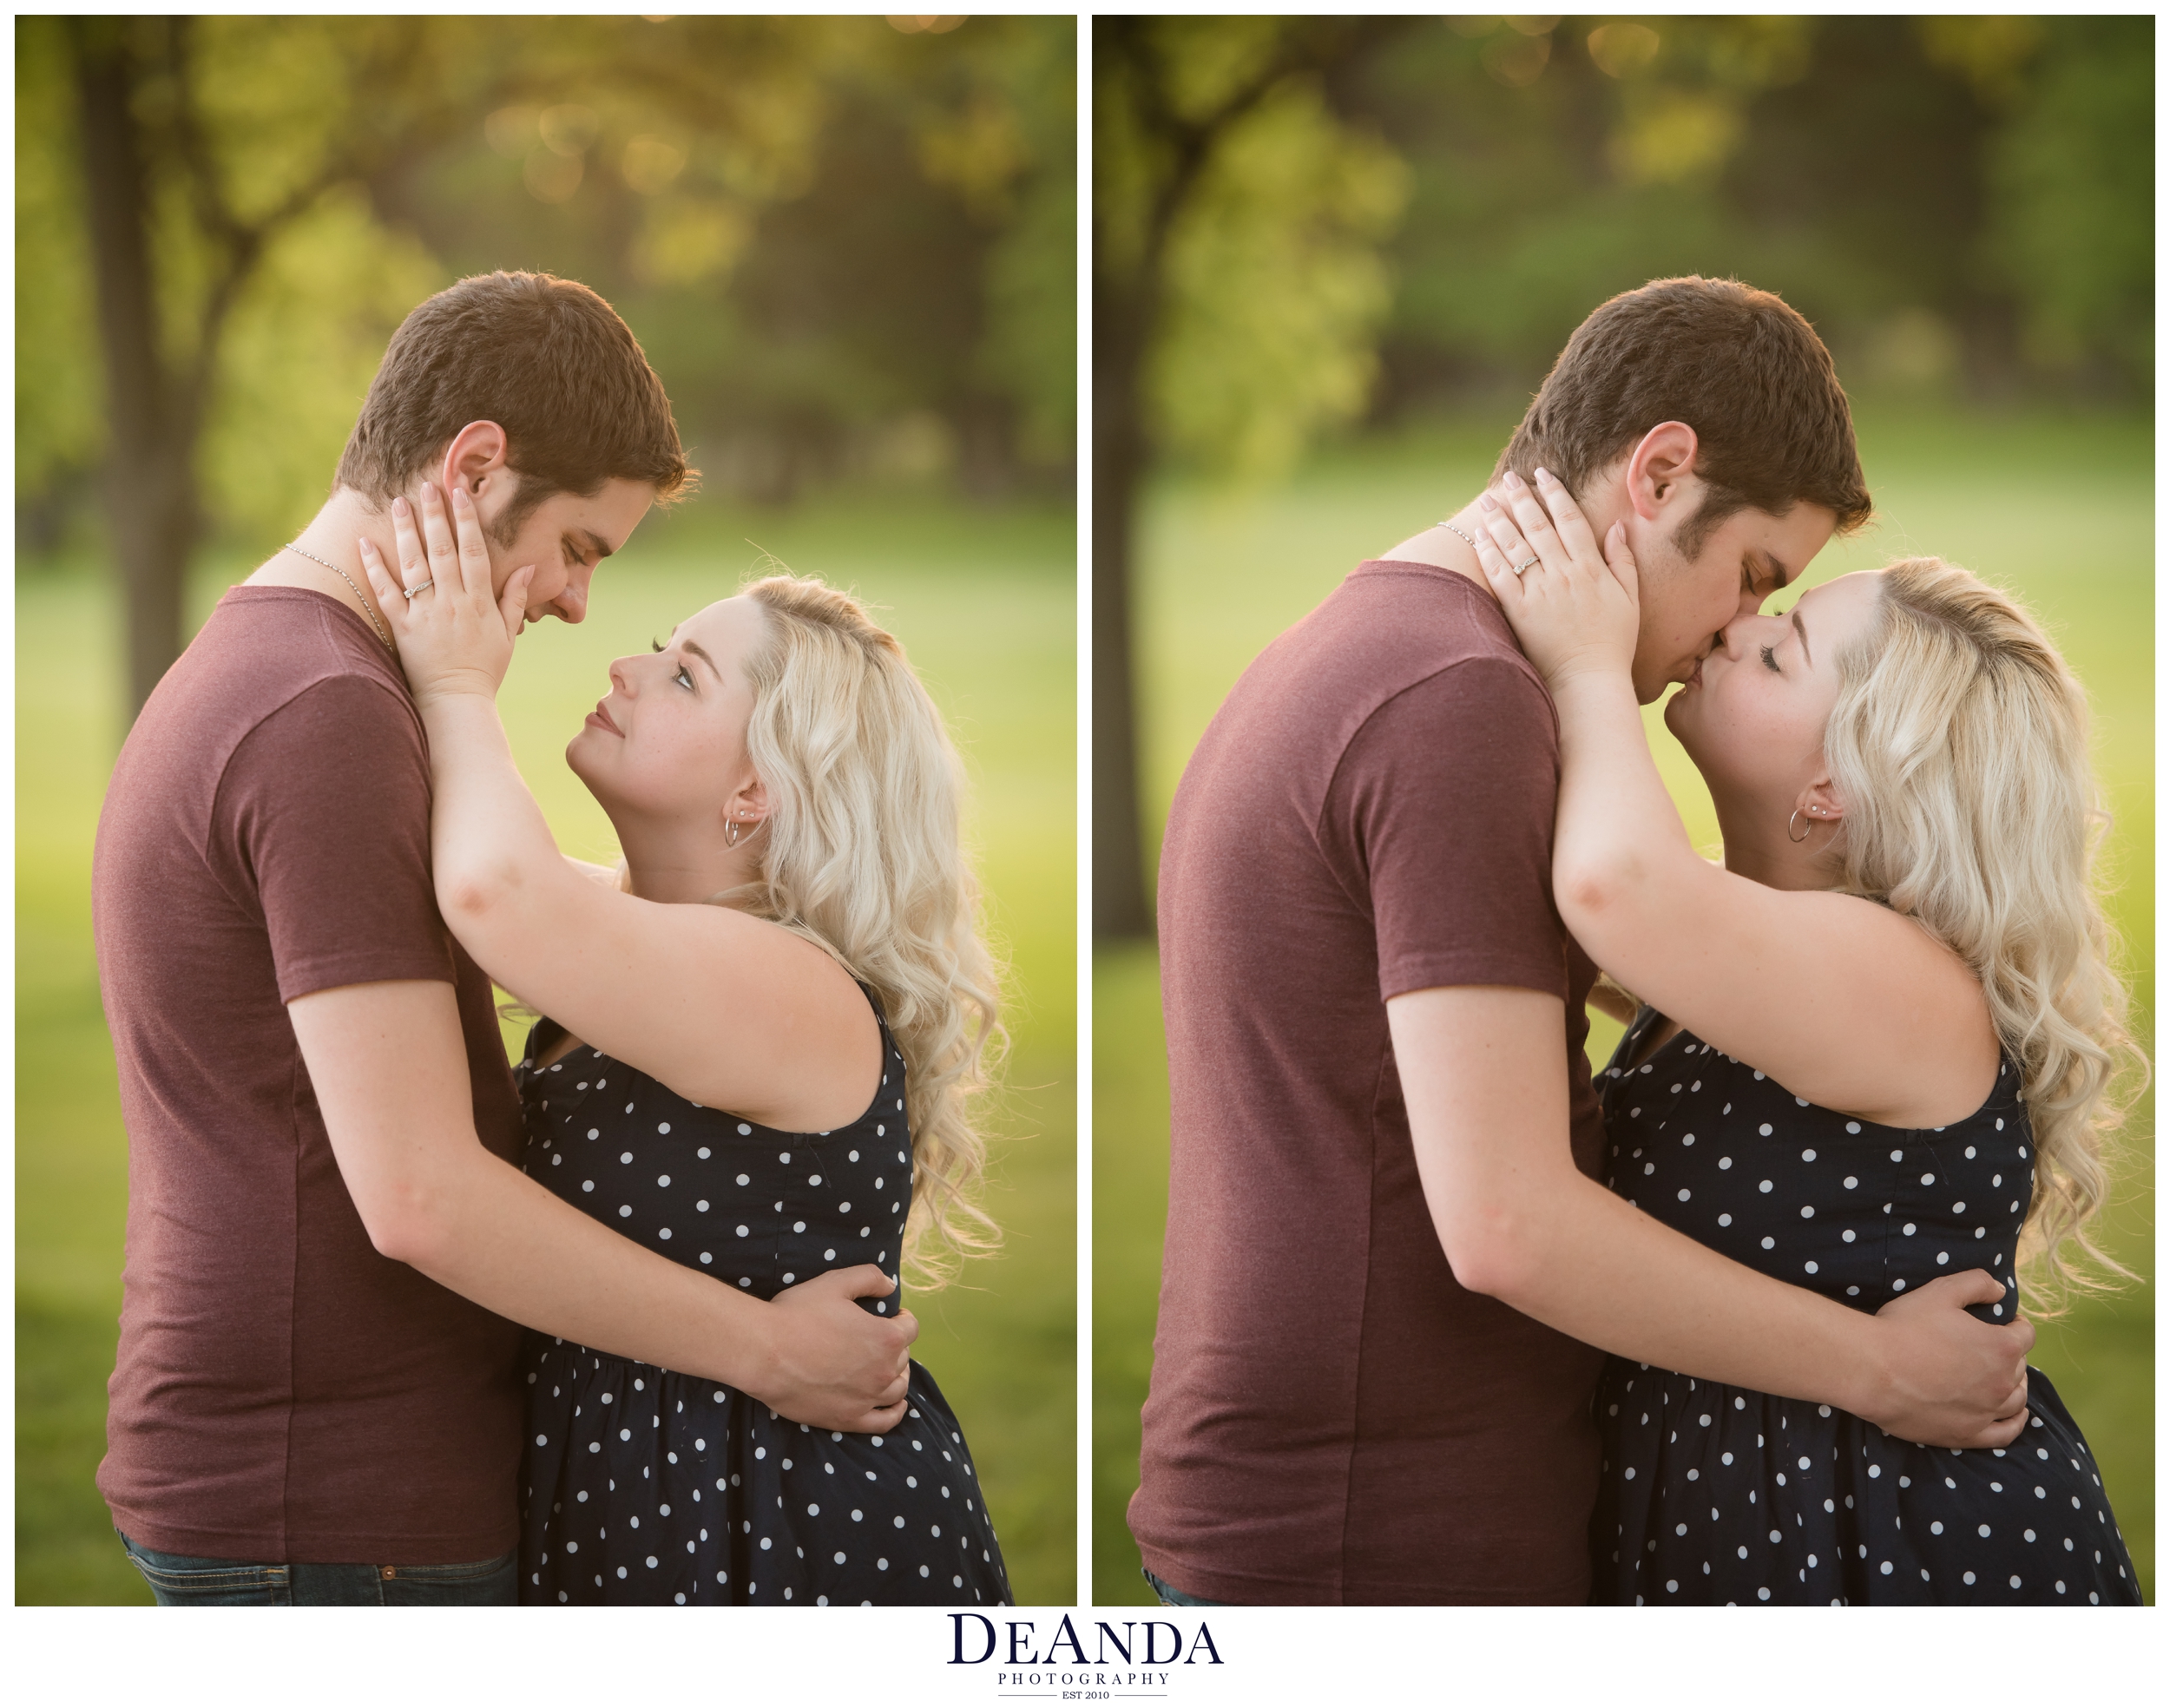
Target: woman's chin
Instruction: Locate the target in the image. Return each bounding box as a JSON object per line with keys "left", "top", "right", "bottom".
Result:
{"left": 564, "top": 733, "right": 608, "bottom": 795}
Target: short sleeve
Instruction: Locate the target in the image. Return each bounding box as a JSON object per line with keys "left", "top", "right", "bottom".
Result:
{"left": 1326, "top": 655, "right": 1569, "bottom": 1003}
{"left": 215, "top": 674, "right": 457, "bottom": 1002}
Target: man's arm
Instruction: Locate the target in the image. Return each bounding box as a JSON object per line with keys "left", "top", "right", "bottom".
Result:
{"left": 1388, "top": 983, "right": 2034, "bottom": 1449}
{"left": 288, "top": 978, "right": 914, "bottom": 1433}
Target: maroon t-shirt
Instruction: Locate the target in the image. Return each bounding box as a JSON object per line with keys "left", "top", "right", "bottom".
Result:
{"left": 92, "top": 586, "right": 526, "bottom": 1563}
{"left": 1131, "top": 560, "right": 1609, "bottom": 1605}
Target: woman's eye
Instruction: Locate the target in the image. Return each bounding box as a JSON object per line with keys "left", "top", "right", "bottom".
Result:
{"left": 1759, "top": 644, "right": 1780, "bottom": 673}
{"left": 674, "top": 666, "right": 694, "bottom": 690}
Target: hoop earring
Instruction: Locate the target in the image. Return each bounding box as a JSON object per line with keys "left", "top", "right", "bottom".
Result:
{"left": 725, "top": 818, "right": 741, "bottom": 849}
{"left": 1786, "top": 808, "right": 1812, "bottom": 844}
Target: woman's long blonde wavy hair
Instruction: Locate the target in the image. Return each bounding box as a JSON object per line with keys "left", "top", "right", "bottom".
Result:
{"left": 721, "top": 572, "right": 1003, "bottom": 1285}
{"left": 1819, "top": 557, "right": 2143, "bottom": 1304}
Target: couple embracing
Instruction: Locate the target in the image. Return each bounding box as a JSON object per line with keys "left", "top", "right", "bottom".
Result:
{"left": 93, "top": 272, "right": 1009, "bottom": 1606}
{"left": 1134, "top": 276, "right": 2141, "bottom": 1606}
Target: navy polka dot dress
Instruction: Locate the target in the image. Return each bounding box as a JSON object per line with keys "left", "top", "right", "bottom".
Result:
{"left": 1591, "top": 1007, "right": 2140, "bottom": 1606}
{"left": 511, "top": 995, "right": 1011, "bottom": 1606}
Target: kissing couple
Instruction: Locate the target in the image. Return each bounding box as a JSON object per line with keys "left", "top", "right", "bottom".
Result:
{"left": 1134, "top": 275, "right": 2141, "bottom": 1606}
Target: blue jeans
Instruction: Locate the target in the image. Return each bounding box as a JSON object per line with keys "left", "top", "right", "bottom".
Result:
{"left": 1142, "top": 1567, "right": 1232, "bottom": 1607}
{"left": 117, "top": 1530, "right": 516, "bottom": 1606}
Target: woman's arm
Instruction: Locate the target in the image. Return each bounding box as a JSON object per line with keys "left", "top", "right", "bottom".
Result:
{"left": 360, "top": 484, "right": 878, "bottom": 1133}
{"left": 1476, "top": 472, "right": 1992, "bottom": 1128}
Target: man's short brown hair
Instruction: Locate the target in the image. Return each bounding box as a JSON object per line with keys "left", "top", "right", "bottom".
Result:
{"left": 336, "top": 271, "right": 692, "bottom": 531}
{"left": 1496, "top": 276, "right": 1871, "bottom": 555}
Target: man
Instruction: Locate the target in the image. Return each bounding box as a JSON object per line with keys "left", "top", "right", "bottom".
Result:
{"left": 93, "top": 272, "right": 914, "bottom": 1606}
{"left": 1131, "top": 276, "right": 2037, "bottom": 1605}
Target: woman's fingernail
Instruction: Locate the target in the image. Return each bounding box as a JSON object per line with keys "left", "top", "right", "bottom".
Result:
{"left": 1504, "top": 470, "right": 1525, "bottom": 489}
{"left": 1535, "top": 466, "right": 1553, "bottom": 483}
{"left": 391, "top": 496, "right": 409, "bottom": 518}
{"left": 453, "top": 486, "right": 470, "bottom": 509}
{"left": 1479, "top": 493, "right": 1497, "bottom": 512}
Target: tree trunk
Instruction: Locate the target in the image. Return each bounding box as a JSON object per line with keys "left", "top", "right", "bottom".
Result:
{"left": 69, "top": 17, "right": 198, "bottom": 726}
{"left": 1090, "top": 260, "right": 1154, "bottom": 941}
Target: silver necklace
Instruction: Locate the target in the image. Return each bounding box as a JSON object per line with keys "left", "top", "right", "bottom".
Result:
{"left": 1440, "top": 517, "right": 1530, "bottom": 575}
{"left": 283, "top": 542, "right": 392, "bottom": 649}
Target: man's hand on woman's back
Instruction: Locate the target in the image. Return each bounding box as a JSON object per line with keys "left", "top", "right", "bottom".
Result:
{"left": 1859, "top": 1269, "right": 2033, "bottom": 1449}
{"left": 763, "top": 1266, "right": 919, "bottom": 1434}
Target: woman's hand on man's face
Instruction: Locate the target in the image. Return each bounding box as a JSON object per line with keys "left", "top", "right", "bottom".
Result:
{"left": 359, "top": 481, "right": 536, "bottom": 708}
{"left": 1474, "top": 467, "right": 1641, "bottom": 689}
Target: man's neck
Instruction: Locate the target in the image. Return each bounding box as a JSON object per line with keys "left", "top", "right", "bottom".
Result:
{"left": 1377, "top": 503, "right": 1496, "bottom": 597}
{"left": 245, "top": 488, "right": 400, "bottom": 645}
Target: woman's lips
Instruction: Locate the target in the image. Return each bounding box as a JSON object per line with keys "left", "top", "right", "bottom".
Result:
{"left": 587, "top": 701, "right": 622, "bottom": 734}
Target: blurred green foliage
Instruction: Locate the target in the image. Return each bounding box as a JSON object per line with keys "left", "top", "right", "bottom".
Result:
{"left": 15, "top": 15, "right": 1075, "bottom": 555}
{"left": 1110, "top": 14, "right": 2150, "bottom": 486}
{"left": 1093, "top": 404, "right": 2154, "bottom": 1605}
{"left": 1353, "top": 15, "right": 2152, "bottom": 417}
{"left": 1097, "top": 18, "right": 1409, "bottom": 483}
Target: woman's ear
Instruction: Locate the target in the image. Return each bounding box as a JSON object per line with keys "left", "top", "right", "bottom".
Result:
{"left": 727, "top": 774, "right": 770, "bottom": 832}
{"left": 1798, "top": 775, "right": 1845, "bottom": 827}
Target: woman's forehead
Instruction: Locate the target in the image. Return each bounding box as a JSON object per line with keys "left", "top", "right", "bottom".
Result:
{"left": 677, "top": 595, "right": 762, "bottom": 642}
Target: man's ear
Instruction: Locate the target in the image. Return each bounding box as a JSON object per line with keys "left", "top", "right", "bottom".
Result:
{"left": 1622, "top": 421, "right": 1702, "bottom": 525}
{"left": 436, "top": 421, "right": 511, "bottom": 504}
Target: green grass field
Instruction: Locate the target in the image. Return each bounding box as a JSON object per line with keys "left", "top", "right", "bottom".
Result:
{"left": 1093, "top": 404, "right": 2154, "bottom": 1605}
{"left": 16, "top": 489, "right": 1077, "bottom": 1606}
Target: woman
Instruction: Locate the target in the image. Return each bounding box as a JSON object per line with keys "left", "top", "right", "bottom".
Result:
{"left": 1470, "top": 468, "right": 2140, "bottom": 1606}
{"left": 359, "top": 485, "right": 1010, "bottom": 1606}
